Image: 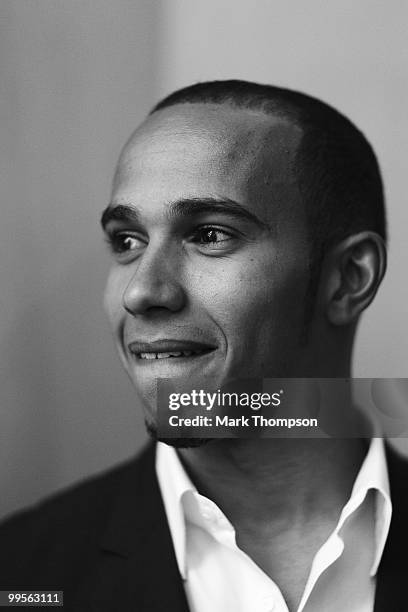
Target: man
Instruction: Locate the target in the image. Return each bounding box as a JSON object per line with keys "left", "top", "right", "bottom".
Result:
{"left": 0, "top": 80, "right": 406, "bottom": 611}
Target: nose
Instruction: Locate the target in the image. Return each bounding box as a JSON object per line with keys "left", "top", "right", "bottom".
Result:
{"left": 122, "top": 243, "right": 186, "bottom": 315}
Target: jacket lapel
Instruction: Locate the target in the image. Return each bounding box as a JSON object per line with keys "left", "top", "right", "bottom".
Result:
{"left": 75, "top": 443, "right": 189, "bottom": 612}
{"left": 374, "top": 444, "right": 408, "bottom": 612}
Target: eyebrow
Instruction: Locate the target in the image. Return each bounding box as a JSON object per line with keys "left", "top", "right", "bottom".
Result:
{"left": 100, "top": 197, "right": 270, "bottom": 231}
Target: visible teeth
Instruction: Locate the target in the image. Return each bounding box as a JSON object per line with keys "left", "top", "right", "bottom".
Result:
{"left": 138, "top": 350, "right": 204, "bottom": 360}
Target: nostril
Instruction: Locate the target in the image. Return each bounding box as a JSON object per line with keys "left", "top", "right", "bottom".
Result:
{"left": 120, "top": 249, "right": 187, "bottom": 315}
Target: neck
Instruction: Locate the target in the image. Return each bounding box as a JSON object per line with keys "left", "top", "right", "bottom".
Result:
{"left": 178, "top": 437, "right": 367, "bottom": 530}
{"left": 178, "top": 376, "right": 364, "bottom": 527}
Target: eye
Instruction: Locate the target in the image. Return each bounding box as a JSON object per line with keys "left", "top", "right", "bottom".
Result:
{"left": 105, "top": 232, "right": 145, "bottom": 257}
{"left": 191, "top": 226, "right": 234, "bottom": 248}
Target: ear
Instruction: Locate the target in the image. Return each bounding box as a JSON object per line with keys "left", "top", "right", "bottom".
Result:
{"left": 323, "top": 232, "right": 387, "bottom": 326}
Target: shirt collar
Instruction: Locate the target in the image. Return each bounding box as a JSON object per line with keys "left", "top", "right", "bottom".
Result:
{"left": 346, "top": 437, "right": 392, "bottom": 575}
{"left": 156, "top": 441, "right": 195, "bottom": 579}
{"left": 155, "top": 437, "right": 392, "bottom": 581}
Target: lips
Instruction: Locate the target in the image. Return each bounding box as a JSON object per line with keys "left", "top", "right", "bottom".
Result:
{"left": 128, "top": 339, "right": 217, "bottom": 360}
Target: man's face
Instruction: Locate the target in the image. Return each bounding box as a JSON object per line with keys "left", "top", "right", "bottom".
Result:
{"left": 103, "top": 103, "right": 311, "bottom": 427}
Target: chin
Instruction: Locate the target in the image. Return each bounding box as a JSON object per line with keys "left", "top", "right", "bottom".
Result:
{"left": 144, "top": 419, "right": 212, "bottom": 449}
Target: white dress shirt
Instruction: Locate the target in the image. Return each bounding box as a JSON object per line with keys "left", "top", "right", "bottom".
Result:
{"left": 156, "top": 438, "right": 392, "bottom": 612}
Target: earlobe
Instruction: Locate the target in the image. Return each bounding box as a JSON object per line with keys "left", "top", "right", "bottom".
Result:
{"left": 326, "top": 232, "right": 387, "bottom": 326}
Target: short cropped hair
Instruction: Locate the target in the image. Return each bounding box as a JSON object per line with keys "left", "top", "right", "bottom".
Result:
{"left": 150, "top": 80, "right": 387, "bottom": 301}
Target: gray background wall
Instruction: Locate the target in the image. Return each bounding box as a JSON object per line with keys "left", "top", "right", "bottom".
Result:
{"left": 1, "top": 0, "right": 407, "bottom": 519}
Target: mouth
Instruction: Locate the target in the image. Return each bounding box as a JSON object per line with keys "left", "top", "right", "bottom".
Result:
{"left": 128, "top": 339, "right": 217, "bottom": 362}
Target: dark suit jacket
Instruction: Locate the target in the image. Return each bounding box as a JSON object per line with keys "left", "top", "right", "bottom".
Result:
{"left": 0, "top": 442, "right": 407, "bottom": 611}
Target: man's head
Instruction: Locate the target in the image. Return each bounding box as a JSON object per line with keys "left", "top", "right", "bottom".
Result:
{"left": 101, "top": 80, "right": 387, "bottom": 433}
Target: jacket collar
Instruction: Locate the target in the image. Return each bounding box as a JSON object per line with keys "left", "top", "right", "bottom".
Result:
{"left": 374, "top": 442, "right": 408, "bottom": 611}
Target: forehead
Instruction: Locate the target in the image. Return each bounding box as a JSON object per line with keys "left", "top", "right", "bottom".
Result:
{"left": 112, "top": 103, "right": 303, "bottom": 225}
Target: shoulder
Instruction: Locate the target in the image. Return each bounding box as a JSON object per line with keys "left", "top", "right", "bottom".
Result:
{"left": 0, "top": 455, "right": 129, "bottom": 538}
{"left": 0, "top": 443, "right": 155, "bottom": 587}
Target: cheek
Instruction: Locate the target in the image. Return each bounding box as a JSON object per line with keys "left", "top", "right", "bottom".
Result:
{"left": 103, "top": 268, "right": 127, "bottom": 331}
{"left": 197, "top": 255, "right": 307, "bottom": 346}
